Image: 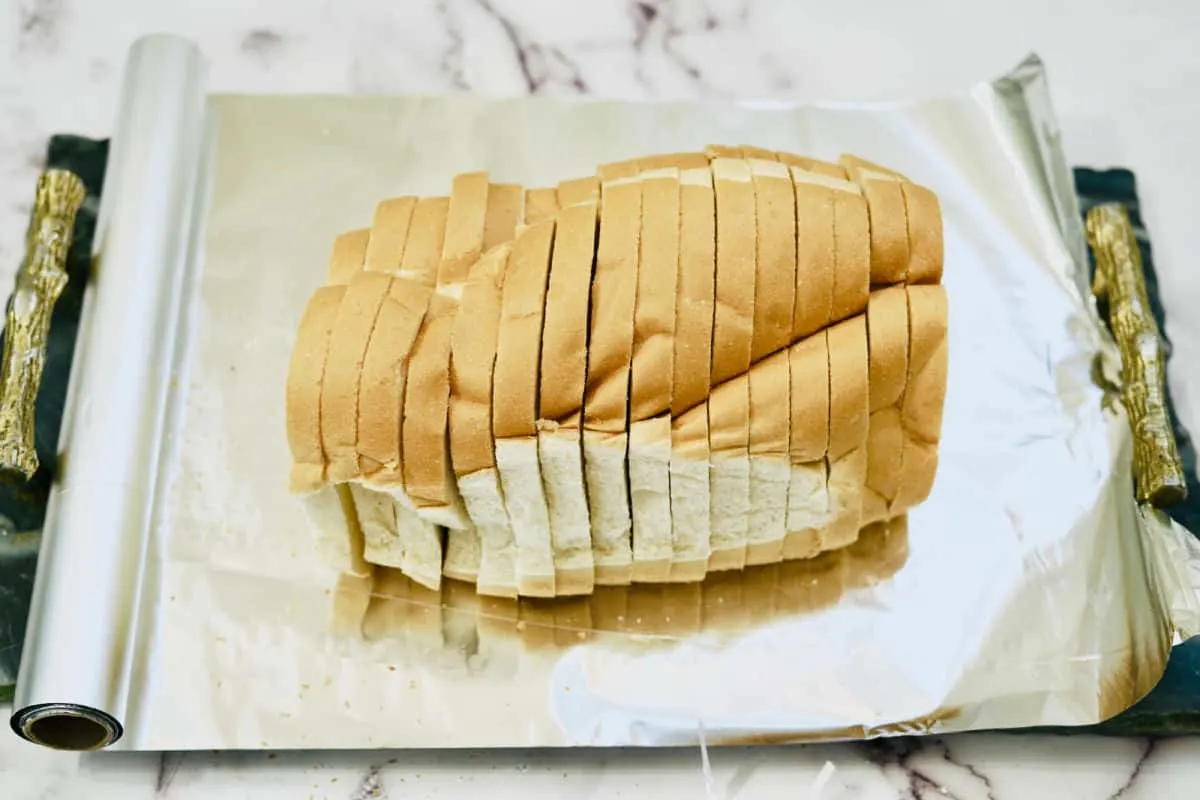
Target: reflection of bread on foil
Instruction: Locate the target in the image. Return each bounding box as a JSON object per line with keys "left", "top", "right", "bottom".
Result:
{"left": 287, "top": 148, "right": 945, "bottom": 601}
{"left": 338, "top": 516, "right": 909, "bottom": 668}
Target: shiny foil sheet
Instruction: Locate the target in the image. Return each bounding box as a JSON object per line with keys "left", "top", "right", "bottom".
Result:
{"left": 10, "top": 36, "right": 1200, "bottom": 750}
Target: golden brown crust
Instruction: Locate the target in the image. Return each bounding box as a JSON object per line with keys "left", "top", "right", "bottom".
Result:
{"left": 329, "top": 229, "right": 372, "bottom": 284}
{"left": 902, "top": 181, "right": 943, "bottom": 284}
{"left": 710, "top": 158, "right": 756, "bottom": 385}
{"left": 494, "top": 219, "right": 556, "bottom": 439}
{"left": 739, "top": 145, "right": 778, "bottom": 161}
{"left": 629, "top": 170, "right": 680, "bottom": 422}
{"left": 524, "top": 187, "right": 559, "bottom": 225}
{"left": 840, "top": 155, "right": 910, "bottom": 287}
{"left": 438, "top": 171, "right": 490, "bottom": 286}
{"left": 831, "top": 181, "right": 871, "bottom": 324}
{"left": 539, "top": 202, "right": 597, "bottom": 423}
{"left": 787, "top": 333, "right": 829, "bottom": 462}
{"left": 891, "top": 284, "right": 948, "bottom": 512}
{"left": 399, "top": 197, "right": 449, "bottom": 287}
{"left": 358, "top": 279, "right": 433, "bottom": 480}
{"left": 638, "top": 152, "right": 709, "bottom": 172}
{"left": 482, "top": 183, "right": 522, "bottom": 251}
{"left": 704, "top": 144, "right": 742, "bottom": 159}
{"left": 867, "top": 286, "right": 910, "bottom": 412}
{"left": 449, "top": 244, "right": 511, "bottom": 475}
{"left": 789, "top": 167, "right": 837, "bottom": 341}
{"left": 671, "top": 168, "right": 717, "bottom": 417}
{"left": 402, "top": 294, "right": 457, "bottom": 507}
{"left": 749, "top": 159, "right": 796, "bottom": 362}
{"left": 827, "top": 314, "right": 869, "bottom": 461}
{"left": 775, "top": 152, "right": 846, "bottom": 179}
{"left": 557, "top": 176, "right": 599, "bottom": 207}
{"left": 363, "top": 198, "right": 416, "bottom": 274}
{"left": 322, "top": 270, "right": 394, "bottom": 484}
{"left": 584, "top": 178, "right": 641, "bottom": 432}
{"left": 286, "top": 285, "right": 346, "bottom": 492}
{"left": 863, "top": 287, "right": 910, "bottom": 521}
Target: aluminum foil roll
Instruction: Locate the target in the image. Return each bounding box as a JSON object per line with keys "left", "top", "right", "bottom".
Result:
{"left": 10, "top": 35, "right": 210, "bottom": 750}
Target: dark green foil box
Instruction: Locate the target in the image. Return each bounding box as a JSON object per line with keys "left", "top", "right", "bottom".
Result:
{"left": 1, "top": 137, "right": 1196, "bottom": 732}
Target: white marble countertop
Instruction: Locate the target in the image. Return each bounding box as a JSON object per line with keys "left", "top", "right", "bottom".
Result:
{"left": 3, "top": 0, "right": 1200, "bottom": 797}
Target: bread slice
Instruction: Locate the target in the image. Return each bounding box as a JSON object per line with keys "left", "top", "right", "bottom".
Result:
{"left": 403, "top": 174, "right": 492, "bottom": 533}
{"left": 749, "top": 159, "right": 795, "bottom": 361}
{"left": 321, "top": 270, "right": 393, "bottom": 483}
{"left": 398, "top": 197, "right": 449, "bottom": 286}
{"left": 788, "top": 167, "right": 837, "bottom": 341}
{"left": 556, "top": 176, "right": 598, "bottom": 207}
{"left": 355, "top": 196, "right": 447, "bottom": 577}
{"left": 862, "top": 286, "right": 909, "bottom": 525}
{"left": 356, "top": 280, "right": 433, "bottom": 568}
{"left": 448, "top": 243, "right": 519, "bottom": 594}
{"left": 901, "top": 181, "right": 943, "bottom": 284}
{"left": 708, "top": 158, "right": 756, "bottom": 572}
{"left": 745, "top": 158, "right": 796, "bottom": 566}
{"left": 440, "top": 172, "right": 490, "bottom": 285}
{"left": 328, "top": 229, "right": 372, "bottom": 284}
{"left": 287, "top": 284, "right": 346, "bottom": 493}
{"left": 323, "top": 225, "right": 405, "bottom": 573}
{"left": 524, "top": 187, "right": 558, "bottom": 226}
{"left": 628, "top": 168, "right": 680, "bottom": 583}
{"left": 494, "top": 218, "right": 557, "bottom": 597}
{"left": 746, "top": 349, "right": 791, "bottom": 565}
{"left": 538, "top": 200, "right": 598, "bottom": 596}
{"left": 363, "top": 198, "right": 416, "bottom": 273}
{"left": 483, "top": 183, "right": 523, "bottom": 251}
{"left": 831, "top": 175, "right": 871, "bottom": 324}
{"left": 286, "top": 283, "right": 370, "bottom": 574}
{"left": 444, "top": 183, "right": 524, "bottom": 585}
{"left": 668, "top": 166, "right": 717, "bottom": 582}
{"left": 739, "top": 145, "right": 778, "bottom": 161}
{"left": 427, "top": 172, "right": 492, "bottom": 573}
{"left": 891, "top": 284, "right": 948, "bottom": 513}
{"left": 774, "top": 152, "right": 846, "bottom": 180}
{"left": 783, "top": 332, "right": 831, "bottom": 559}
{"left": 705, "top": 144, "right": 742, "bottom": 159}
{"left": 822, "top": 314, "right": 870, "bottom": 550}
{"left": 583, "top": 176, "right": 642, "bottom": 585}
{"left": 840, "top": 154, "right": 910, "bottom": 287}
